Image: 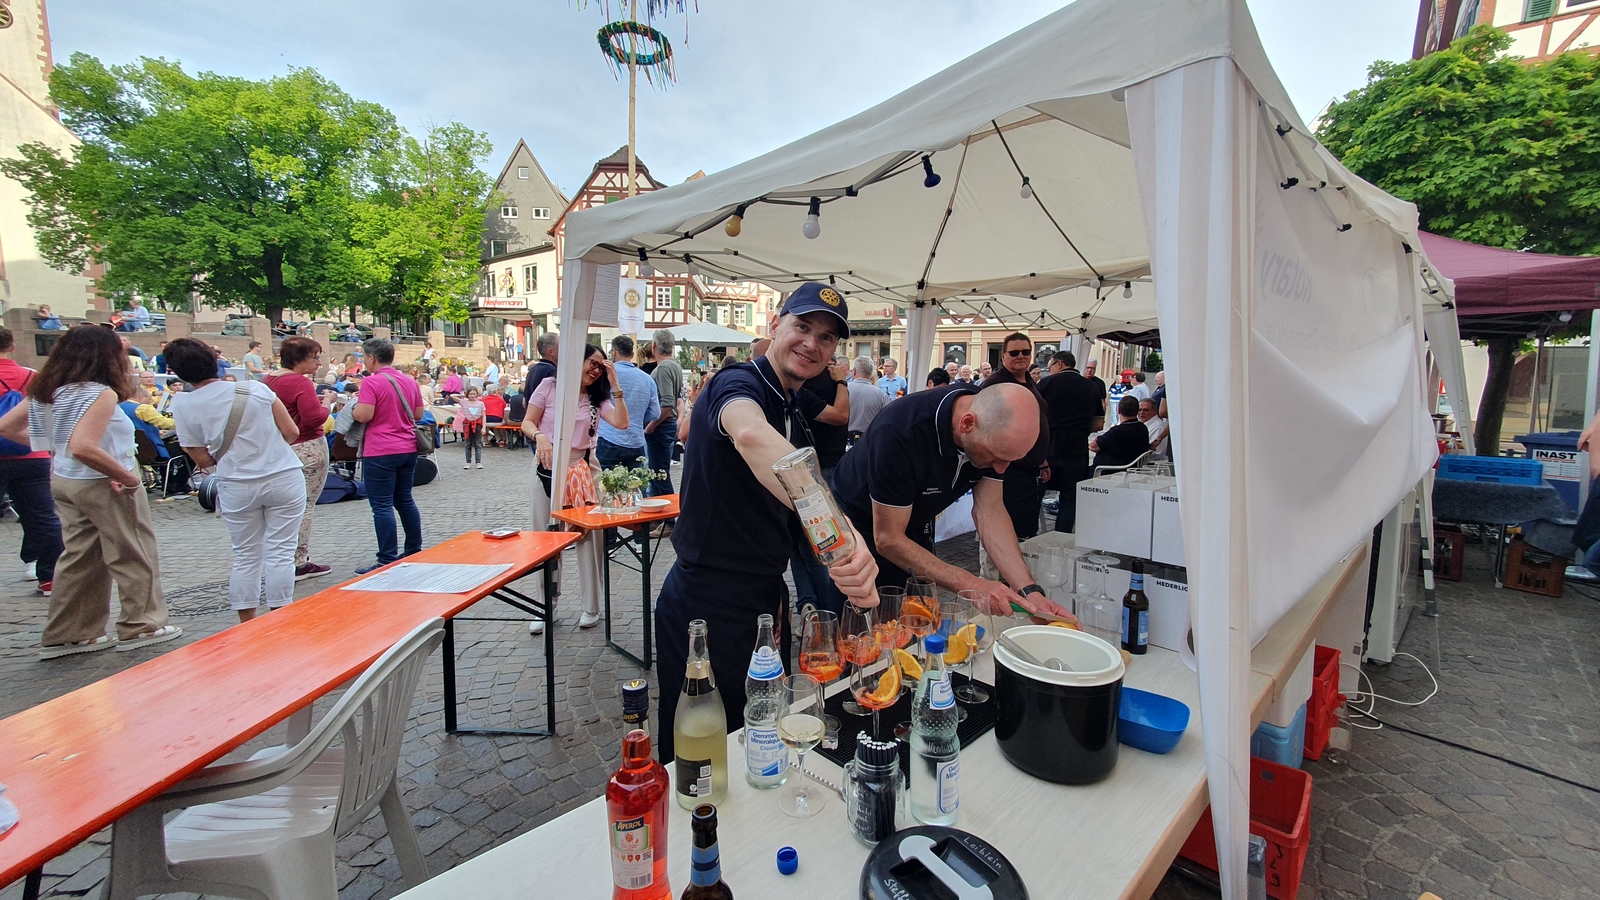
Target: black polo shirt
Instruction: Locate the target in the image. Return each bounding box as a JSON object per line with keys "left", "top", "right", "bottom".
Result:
{"left": 523, "top": 359, "right": 556, "bottom": 399}
{"left": 1039, "top": 370, "right": 1105, "bottom": 459}
{"left": 794, "top": 371, "right": 848, "bottom": 469}
{"left": 671, "top": 355, "right": 798, "bottom": 577}
{"left": 978, "top": 366, "right": 1047, "bottom": 468}
{"left": 1091, "top": 419, "right": 1151, "bottom": 470}
{"left": 834, "top": 384, "right": 999, "bottom": 551}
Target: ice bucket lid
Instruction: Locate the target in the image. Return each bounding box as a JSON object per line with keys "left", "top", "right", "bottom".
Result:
{"left": 994, "top": 625, "right": 1125, "bottom": 688}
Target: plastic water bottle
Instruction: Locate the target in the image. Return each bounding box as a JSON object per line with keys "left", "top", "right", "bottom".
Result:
{"left": 910, "top": 633, "right": 960, "bottom": 825}
{"left": 743, "top": 614, "right": 788, "bottom": 789}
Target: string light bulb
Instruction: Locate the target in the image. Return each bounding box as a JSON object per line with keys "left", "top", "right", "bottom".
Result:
{"left": 802, "top": 197, "right": 821, "bottom": 240}
{"left": 1087, "top": 276, "right": 1101, "bottom": 292}
{"left": 725, "top": 203, "right": 747, "bottom": 238}
{"left": 1020, "top": 177, "right": 1033, "bottom": 200}
{"left": 1560, "top": 310, "right": 1574, "bottom": 323}
{"left": 1122, "top": 281, "right": 1133, "bottom": 299}
{"left": 921, "top": 155, "right": 942, "bottom": 189}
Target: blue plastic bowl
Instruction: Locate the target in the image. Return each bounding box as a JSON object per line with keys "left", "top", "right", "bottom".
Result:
{"left": 1118, "top": 687, "right": 1190, "bottom": 754}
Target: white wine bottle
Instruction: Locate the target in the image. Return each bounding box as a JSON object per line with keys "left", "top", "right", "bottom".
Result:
{"left": 672, "top": 620, "right": 729, "bottom": 809}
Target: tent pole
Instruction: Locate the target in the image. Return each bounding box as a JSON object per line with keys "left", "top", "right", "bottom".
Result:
{"left": 1584, "top": 311, "right": 1600, "bottom": 510}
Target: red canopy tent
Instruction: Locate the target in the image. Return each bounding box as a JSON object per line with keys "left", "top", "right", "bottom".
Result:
{"left": 1417, "top": 231, "right": 1600, "bottom": 338}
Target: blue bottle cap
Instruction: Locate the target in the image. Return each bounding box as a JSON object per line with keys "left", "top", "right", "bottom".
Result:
{"left": 924, "top": 633, "right": 946, "bottom": 655}
{"left": 777, "top": 845, "right": 799, "bottom": 875}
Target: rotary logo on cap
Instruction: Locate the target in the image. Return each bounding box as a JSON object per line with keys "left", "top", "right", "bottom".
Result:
{"left": 819, "top": 287, "right": 842, "bottom": 307}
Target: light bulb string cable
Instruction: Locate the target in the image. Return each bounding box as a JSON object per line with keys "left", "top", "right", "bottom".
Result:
{"left": 915, "top": 138, "right": 974, "bottom": 299}
{"left": 989, "top": 118, "right": 1103, "bottom": 283}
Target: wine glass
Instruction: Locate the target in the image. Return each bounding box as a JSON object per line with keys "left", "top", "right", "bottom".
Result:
{"left": 897, "top": 613, "right": 935, "bottom": 689}
{"left": 1081, "top": 554, "right": 1122, "bottom": 645}
{"left": 904, "top": 575, "right": 941, "bottom": 626}
{"left": 848, "top": 629, "right": 896, "bottom": 740}
{"left": 798, "top": 610, "right": 842, "bottom": 684}
{"left": 777, "top": 674, "right": 826, "bottom": 818}
{"left": 838, "top": 601, "right": 875, "bottom": 715}
{"left": 951, "top": 590, "right": 996, "bottom": 704}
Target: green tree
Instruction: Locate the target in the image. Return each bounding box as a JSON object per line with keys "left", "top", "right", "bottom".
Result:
{"left": 1317, "top": 26, "right": 1600, "bottom": 453}
{"left": 1, "top": 54, "right": 491, "bottom": 326}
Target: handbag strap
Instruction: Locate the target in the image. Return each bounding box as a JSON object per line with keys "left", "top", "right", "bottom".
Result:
{"left": 212, "top": 383, "right": 252, "bottom": 462}
{"left": 381, "top": 373, "right": 415, "bottom": 423}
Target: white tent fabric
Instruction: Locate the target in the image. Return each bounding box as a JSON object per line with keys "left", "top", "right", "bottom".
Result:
{"left": 662, "top": 321, "right": 758, "bottom": 347}
{"left": 551, "top": 0, "right": 1449, "bottom": 894}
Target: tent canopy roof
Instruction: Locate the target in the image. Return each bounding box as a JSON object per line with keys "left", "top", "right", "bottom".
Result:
{"left": 662, "top": 321, "right": 757, "bottom": 347}
{"left": 564, "top": 0, "right": 1439, "bottom": 330}
{"left": 1418, "top": 231, "right": 1600, "bottom": 338}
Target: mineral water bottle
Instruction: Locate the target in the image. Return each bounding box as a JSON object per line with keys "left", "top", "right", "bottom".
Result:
{"left": 743, "top": 614, "right": 789, "bottom": 789}
{"left": 910, "top": 633, "right": 960, "bottom": 826}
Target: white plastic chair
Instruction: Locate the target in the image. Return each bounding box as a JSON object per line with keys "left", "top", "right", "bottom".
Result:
{"left": 100, "top": 618, "right": 445, "bottom": 900}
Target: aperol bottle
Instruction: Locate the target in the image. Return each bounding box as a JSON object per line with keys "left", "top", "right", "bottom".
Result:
{"left": 608, "top": 680, "right": 672, "bottom": 900}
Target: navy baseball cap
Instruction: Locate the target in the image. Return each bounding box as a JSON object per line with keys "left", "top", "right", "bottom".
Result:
{"left": 780, "top": 282, "right": 850, "bottom": 338}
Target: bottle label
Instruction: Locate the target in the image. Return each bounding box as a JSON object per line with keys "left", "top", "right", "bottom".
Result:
{"left": 937, "top": 758, "right": 960, "bottom": 815}
{"left": 676, "top": 756, "right": 713, "bottom": 798}
{"left": 929, "top": 673, "right": 955, "bottom": 710}
{"left": 747, "top": 646, "right": 783, "bottom": 681}
{"left": 745, "top": 725, "right": 788, "bottom": 777}
{"left": 1123, "top": 608, "right": 1148, "bottom": 647}
{"left": 690, "top": 841, "right": 723, "bottom": 887}
{"left": 610, "top": 815, "right": 655, "bottom": 890}
{"left": 795, "top": 489, "right": 844, "bottom": 553}
{"left": 1136, "top": 610, "right": 1148, "bottom": 646}
{"left": 1130, "top": 574, "right": 1144, "bottom": 590}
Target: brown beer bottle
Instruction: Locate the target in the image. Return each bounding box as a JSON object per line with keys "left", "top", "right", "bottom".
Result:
{"left": 1121, "top": 560, "right": 1150, "bottom": 655}
{"left": 681, "top": 804, "right": 733, "bottom": 899}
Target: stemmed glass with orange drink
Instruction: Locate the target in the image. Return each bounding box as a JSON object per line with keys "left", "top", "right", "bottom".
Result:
{"left": 798, "top": 610, "right": 842, "bottom": 683}
{"left": 838, "top": 602, "right": 875, "bottom": 715}
{"left": 848, "top": 629, "right": 897, "bottom": 740}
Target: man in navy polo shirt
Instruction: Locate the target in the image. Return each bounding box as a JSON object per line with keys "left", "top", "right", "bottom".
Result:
{"left": 655, "top": 282, "right": 878, "bottom": 762}
{"left": 833, "top": 381, "right": 1073, "bottom": 620}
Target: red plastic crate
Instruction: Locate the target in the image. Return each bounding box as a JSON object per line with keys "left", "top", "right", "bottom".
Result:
{"left": 1178, "top": 758, "right": 1314, "bottom": 900}
{"left": 1303, "top": 645, "right": 1342, "bottom": 761}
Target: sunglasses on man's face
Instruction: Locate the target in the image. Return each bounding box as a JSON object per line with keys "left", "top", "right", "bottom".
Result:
{"left": 1005, "top": 349, "right": 1031, "bottom": 358}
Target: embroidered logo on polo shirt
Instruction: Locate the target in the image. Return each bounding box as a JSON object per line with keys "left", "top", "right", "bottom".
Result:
{"left": 819, "top": 287, "right": 842, "bottom": 307}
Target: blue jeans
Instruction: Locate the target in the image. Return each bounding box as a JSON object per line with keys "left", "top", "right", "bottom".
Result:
{"left": 645, "top": 419, "right": 678, "bottom": 497}
{"left": 363, "top": 453, "right": 422, "bottom": 564}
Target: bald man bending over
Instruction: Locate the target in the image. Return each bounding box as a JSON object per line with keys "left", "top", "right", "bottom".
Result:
{"left": 833, "top": 381, "right": 1073, "bottom": 619}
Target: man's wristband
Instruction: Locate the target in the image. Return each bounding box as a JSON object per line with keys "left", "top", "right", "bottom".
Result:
{"left": 1020, "top": 583, "right": 1047, "bottom": 598}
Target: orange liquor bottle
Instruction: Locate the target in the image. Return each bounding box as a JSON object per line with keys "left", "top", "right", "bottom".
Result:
{"left": 608, "top": 679, "right": 672, "bottom": 900}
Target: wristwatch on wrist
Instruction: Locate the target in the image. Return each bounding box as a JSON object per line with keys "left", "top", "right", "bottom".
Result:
{"left": 1020, "top": 583, "right": 1046, "bottom": 598}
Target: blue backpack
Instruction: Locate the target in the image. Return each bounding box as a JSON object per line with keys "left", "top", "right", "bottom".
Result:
{"left": 0, "top": 370, "right": 33, "bottom": 456}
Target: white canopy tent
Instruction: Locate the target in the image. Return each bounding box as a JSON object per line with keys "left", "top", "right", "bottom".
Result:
{"left": 550, "top": 0, "right": 1450, "bottom": 893}
{"left": 661, "top": 321, "right": 759, "bottom": 348}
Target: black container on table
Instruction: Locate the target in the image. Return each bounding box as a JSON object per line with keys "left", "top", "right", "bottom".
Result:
{"left": 993, "top": 625, "right": 1125, "bottom": 784}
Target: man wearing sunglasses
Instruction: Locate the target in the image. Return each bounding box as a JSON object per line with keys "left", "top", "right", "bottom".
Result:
{"left": 653, "top": 282, "right": 879, "bottom": 763}
{"left": 979, "top": 332, "right": 1052, "bottom": 540}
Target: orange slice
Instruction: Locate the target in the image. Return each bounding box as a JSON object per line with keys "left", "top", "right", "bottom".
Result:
{"left": 893, "top": 647, "right": 923, "bottom": 682}
{"left": 945, "top": 624, "right": 977, "bottom": 664}
{"left": 902, "top": 598, "right": 937, "bottom": 621}
{"left": 868, "top": 662, "right": 902, "bottom": 705}
{"left": 1046, "top": 619, "right": 1081, "bottom": 630}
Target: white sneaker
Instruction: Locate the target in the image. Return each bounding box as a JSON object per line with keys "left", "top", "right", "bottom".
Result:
{"left": 476, "top": 463, "right": 484, "bottom": 469}
{"left": 578, "top": 611, "right": 603, "bottom": 629}
{"left": 23, "top": 561, "right": 35, "bottom": 581}
{"left": 464, "top": 464, "right": 471, "bottom": 469}
{"left": 528, "top": 620, "right": 545, "bottom": 635}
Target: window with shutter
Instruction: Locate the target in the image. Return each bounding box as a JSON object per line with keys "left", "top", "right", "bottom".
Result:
{"left": 1527, "top": 0, "right": 1558, "bottom": 21}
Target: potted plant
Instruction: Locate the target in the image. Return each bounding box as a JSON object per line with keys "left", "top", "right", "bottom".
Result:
{"left": 595, "top": 465, "right": 658, "bottom": 515}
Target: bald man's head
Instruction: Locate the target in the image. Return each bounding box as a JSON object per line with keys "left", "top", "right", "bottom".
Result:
{"left": 954, "top": 383, "right": 1039, "bottom": 473}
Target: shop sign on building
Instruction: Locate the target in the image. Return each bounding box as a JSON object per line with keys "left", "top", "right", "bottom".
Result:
{"left": 480, "top": 297, "right": 529, "bottom": 311}
{"left": 848, "top": 301, "right": 897, "bottom": 328}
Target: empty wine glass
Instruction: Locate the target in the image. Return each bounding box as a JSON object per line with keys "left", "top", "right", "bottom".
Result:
{"left": 1081, "top": 554, "right": 1122, "bottom": 645}
{"left": 777, "top": 674, "right": 826, "bottom": 818}
{"left": 951, "top": 590, "right": 995, "bottom": 704}
{"left": 799, "top": 609, "right": 842, "bottom": 685}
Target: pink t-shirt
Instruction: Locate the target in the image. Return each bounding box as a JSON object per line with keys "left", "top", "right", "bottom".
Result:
{"left": 356, "top": 367, "right": 424, "bottom": 457}
{"left": 529, "top": 377, "right": 613, "bottom": 451}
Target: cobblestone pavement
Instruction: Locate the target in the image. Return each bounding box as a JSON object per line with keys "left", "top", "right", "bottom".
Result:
{"left": 1, "top": 457, "right": 1597, "bottom": 899}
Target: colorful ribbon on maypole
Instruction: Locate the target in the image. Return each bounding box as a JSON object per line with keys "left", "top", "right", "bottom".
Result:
{"left": 575, "top": 0, "right": 697, "bottom": 87}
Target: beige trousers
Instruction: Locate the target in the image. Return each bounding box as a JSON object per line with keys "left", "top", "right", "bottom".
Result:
{"left": 290, "top": 438, "right": 330, "bottom": 567}
{"left": 45, "top": 476, "right": 168, "bottom": 646}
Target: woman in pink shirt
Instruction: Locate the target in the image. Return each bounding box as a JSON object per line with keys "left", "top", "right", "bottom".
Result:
{"left": 521, "top": 343, "right": 628, "bottom": 631}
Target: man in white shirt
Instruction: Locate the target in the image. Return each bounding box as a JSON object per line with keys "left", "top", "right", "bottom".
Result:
{"left": 846, "top": 356, "right": 891, "bottom": 441}
{"left": 1137, "top": 398, "right": 1168, "bottom": 458}
{"left": 243, "top": 341, "right": 268, "bottom": 380}
{"left": 1129, "top": 371, "right": 1152, "bottom": 402}
{"left": 484, "top": 359, "right": 500, "bottom": 385}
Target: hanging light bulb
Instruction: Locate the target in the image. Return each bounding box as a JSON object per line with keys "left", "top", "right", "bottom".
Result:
{"left": 921, "top": 155, "right": 942, "bottom": 189}
{"left": 1020, "top": 176, "right": 1033, "bottom": 200}
{"left": 802, "top": 197, "right": 821, "bottom": 240}
{"left": 1087, "top": 276, "right": 1101, "bottom": 292}
{"left": 1122, "top": 281, "right": 1133, "bottom": 299}
{"left": 725, "top": 203, "right": 747, "bottom": 238}
{"left": 1560, "top": 310, "right": 1574, "bottom": 323}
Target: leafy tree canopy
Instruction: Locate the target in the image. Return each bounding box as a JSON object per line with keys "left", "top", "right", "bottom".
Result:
{"left": 0, "top": 54, "right": 492, "bottom": 325}
{"left": 1318, "top": 26, "right": 1600, "bottom": 256}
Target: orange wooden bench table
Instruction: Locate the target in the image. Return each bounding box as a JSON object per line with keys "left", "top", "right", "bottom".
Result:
{"left": 0, "top": 529, "right": 578, "bottom": 900}
{"left": 551, "top": 495, "right": 678, "bottom": 668}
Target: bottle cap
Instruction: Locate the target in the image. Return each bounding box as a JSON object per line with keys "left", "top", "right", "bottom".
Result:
{"left": 925, "top": 633, "right": 947, "bottom": 654}
{"left": 621, "top": 679, "right": 649, "bottom": 725}
{"left": 777, "top": 846, "right": 799, "bottom": 875}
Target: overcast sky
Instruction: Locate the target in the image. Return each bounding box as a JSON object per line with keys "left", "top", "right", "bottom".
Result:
{"left": 50, "top": 0, "right": 1416, "bottom": 194}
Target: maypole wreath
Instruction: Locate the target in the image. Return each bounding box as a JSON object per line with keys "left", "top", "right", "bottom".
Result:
{"left": 597, "top": 20, "right": 676, "bottom": 84}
